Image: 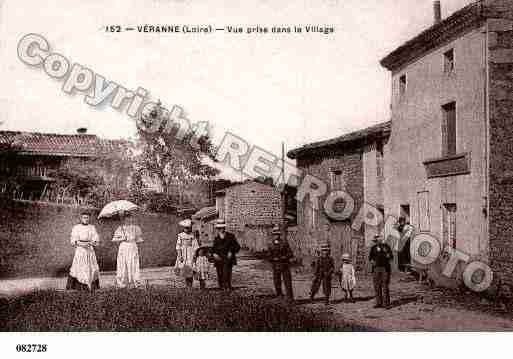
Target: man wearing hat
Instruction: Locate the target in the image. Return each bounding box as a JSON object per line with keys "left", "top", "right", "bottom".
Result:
{"left": 310, "top": 242, "right": 335, "bottom": 305}
{"left": 268, "top": 224, "right": 294, "bottom": 301}
{"left": 369, "top": 233, "right": 394, "bottom": 309}
{"left": 212, "top": 219, "right": 240, "bottom": 290}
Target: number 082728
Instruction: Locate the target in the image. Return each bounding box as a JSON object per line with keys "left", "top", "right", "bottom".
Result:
{"left": 15, "top": 344, "right": 47, "bottom": 353}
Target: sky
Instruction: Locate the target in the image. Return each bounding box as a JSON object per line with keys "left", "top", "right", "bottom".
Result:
{"left": 0, "top": 0, "right": 473, "bottom": 179}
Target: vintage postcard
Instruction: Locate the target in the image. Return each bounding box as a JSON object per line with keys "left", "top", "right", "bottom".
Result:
{"left": 1, "top": 0, "right": 513, "bottom": 357}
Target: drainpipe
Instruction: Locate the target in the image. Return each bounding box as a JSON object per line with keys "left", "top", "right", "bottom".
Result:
{"left": 483, "top": 20, "right": 490, "bottom": 258}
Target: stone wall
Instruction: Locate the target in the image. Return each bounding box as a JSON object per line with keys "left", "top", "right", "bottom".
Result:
{"left": 223, "top": 181, "right": 283, "bottom": 233}
{"left": 487, "top": 16, "right": 513, "bottom": 293}
{"left": 0, "top": 200, "right": 179, "bottom": 279}
{"left": 295, "top": 147, "right": 366, "bottom": 270}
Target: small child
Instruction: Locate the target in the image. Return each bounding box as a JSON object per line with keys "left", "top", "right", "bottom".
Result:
{"left": 193, "top": 247, "right": 211, "bottom": 290}
{"left": 338, "top": 253, "right": 356, "bottom": 302}
{"left": 310, "top": 244, "right": 335, "bottom": 305}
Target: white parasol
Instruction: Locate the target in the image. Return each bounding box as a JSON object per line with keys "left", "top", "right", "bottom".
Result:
{"left": 98, "top": 200, "right": 139, "bottom": 219}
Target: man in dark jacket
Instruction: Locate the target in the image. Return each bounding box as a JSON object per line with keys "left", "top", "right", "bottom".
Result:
{"left": 212, "top": 219, "right": 241, "bottom": 290}
{"left": 310, "top": 243, "right": 335, "bottom": 305}
{"left": 268, "top": 225, "right": 294, "bottom": 301}
{"left": 369, "top": 233, "right": 394, "bottom": 309}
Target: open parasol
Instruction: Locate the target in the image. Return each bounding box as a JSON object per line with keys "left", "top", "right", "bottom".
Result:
{"left": 98, "top": 200, "right": 139, "bottom": 219}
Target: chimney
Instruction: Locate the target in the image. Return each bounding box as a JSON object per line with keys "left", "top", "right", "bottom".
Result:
{"left": 433, "top": 1, "right": 442, "bottom": 24}
{"left": 76, "top": 127, "right": 88, "bottom": 135}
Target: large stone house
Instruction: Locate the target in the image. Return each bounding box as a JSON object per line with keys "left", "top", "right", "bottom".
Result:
{"left": 287, "top": 122, "right": 391, "bottom": 270}
{"left": 288, "top": 1, "right": 513, "bottom": 286}
{"left": 379, "top": 0, "right": 513, "bottom": 287}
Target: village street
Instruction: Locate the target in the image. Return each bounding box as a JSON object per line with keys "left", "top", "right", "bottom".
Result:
{"left": 2, "top": 252, "right": 513, "bottom": 331}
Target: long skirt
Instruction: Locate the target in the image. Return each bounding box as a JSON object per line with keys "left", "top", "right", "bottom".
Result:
{"left": 66, "top": 275, "right": 100, "bottom": 291}
{"left": 116, "top": 242, "right": 141, "bottom": 288}
{"left": 68, "top": 246, "right": 100, "bottom": 290}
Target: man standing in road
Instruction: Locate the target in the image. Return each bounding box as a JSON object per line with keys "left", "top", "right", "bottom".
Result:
{"left": 268, "top": 225, "right": 294, "bottom": 301}
{"left": 212, "top": 219, "right": 241, "bottom": 290}
{"left": 369, "top": 233, "right": 394, "bottom": 309}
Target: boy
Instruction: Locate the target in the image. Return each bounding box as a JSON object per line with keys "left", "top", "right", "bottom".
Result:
{"left": 310, "top": 243, "right": 335, "bottom": 305}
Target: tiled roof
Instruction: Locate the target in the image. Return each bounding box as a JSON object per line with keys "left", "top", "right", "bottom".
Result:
{"left": 0, "top": 130, "right": 121, "bottom": 157}
{"left": 192, "top": 206, "right": 218, "bottom": 221}
{"left": 380, "top": 1, "right": 483, "bottom": 71}
{"left": 287, "top": 121, "right": 391, "bottom": 159}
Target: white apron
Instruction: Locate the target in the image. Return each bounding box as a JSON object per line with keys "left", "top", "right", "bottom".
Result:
{"left": 175, "top": 232, "right": 199, "bottom": 278}
{"left": 340, "top": 263, "right": 356, "bottom": 291}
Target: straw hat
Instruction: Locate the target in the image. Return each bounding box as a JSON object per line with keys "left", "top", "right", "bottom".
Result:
{"left": 342, "top": 253, "right": 351, "bottom": 261}
{"left": 271, "top": 225, "right": 281, "bottom": 234}
{"left": 319, "top": 242, "right": 331, "bottom": 253}
{"left": 215, "top": 219, "right": 227, "bottom": 228}
{"left": 179, "top": 219, "right": 192, "bottom": 227}
{"left": 373, "top": 233, "right": 383, "bottom": 241}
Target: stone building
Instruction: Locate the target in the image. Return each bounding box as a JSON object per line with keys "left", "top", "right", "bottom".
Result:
{"left": 287, "top": 122, "right": 391, "bottom": 270}
{"left": 380, "top": 0, "right": 513, "bottom": 288}
{"left": 192, "top": 205, "right": 218, "bottom": 245}
{"left": 215, "top": 180, "right": 284, "bottom": 252}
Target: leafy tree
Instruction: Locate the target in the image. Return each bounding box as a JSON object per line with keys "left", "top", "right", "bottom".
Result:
{"left": 135, "top": 101, "right": 219, "bottom": 200}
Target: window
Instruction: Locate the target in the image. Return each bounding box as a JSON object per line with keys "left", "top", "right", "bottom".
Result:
{"left": 329, "top": 169, "right": 344, "bottom": 191}
{"left": 399, "top": 74, "right": 407, "bottom": 97}
{"left": 443, "top": 203, "right": 457, "bottom": 249}
{"left": 376, "top": 142, "right": 384, "bottom": 179}
{"left": 400, "top": 204, "right": 411, "bottom": 222}
{"left": 417, "top": 191, "right": 430, "bottom": 232}
{"left": 442, "top": 102, "right": 457, "bottom": 156}
{"left": 444, "top": 49, "right": 455, "bottom": 74}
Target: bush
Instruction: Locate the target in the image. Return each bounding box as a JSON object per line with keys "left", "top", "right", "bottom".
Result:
{"left": 144, "top": 191, "right": 180, "bottom": 214}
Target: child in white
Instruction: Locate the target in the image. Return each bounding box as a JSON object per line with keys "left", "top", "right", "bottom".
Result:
{"left": 193, "top": 247, "right": 211, "bottom": 290}
{"left": 339, "top": 253, "right": 356, "bottom": 302}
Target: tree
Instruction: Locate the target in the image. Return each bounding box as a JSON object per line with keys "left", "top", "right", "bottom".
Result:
{"left": 134, "top": 101, "right": 219, "bottom": 199}
{"left": 47, "top": 140, "right": 136, "bottom": 207}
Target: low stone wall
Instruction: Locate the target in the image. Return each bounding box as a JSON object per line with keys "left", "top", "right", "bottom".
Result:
{"left": 0, "top": 200, "right": 179, "bottom": 279}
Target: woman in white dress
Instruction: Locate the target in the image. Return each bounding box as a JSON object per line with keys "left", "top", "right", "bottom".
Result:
{"left": 112, "top": 212, "right": 144, "bottom": 288}
{"left": 175, "top": 219, "right": 199, "bottom": 287}
{"left": 66, "top": 212, "right": 100, "bottom": 291}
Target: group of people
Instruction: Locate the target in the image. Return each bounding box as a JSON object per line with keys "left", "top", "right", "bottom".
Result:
{"left": 268, "top": 226, "right": 394, "bottom": 308}
{"left": 66, "top": 211, "right": 144, "bottom": 291}
{"left": 66, "top": 211, "right": 395, "bottom": 310}
{"left": 174, "top": 218, "right": 240, "bottom": 291}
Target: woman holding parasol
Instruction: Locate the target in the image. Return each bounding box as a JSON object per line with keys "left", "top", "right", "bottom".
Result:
{"left": 99, "top": 200, "right": 143, "bottom": 288}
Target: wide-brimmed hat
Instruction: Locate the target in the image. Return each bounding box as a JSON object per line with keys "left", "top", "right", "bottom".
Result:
{"left": 271, "top": 225, "right": 281, "bottom": 234}
{"left": 179, "top": 219, "right": 192, "bottom": 227}
{"left": 373, "top": 233, "right": 383, "bottom": 241}
{"left": 319, "top": 242, "right": 331, "bottom": 252}
{"left": 215, "top": 219, "right": 227, "bottom": 228}
{"left": 195, "top": 245, "right": 212, "bottom": 257}
{"left": 342, "top": 253, "right": 351, "bottom": 261}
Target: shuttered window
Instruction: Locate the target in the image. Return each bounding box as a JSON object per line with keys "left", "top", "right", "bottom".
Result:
{"left": 443, "top": 203, "right": 457, "bottom": 249}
